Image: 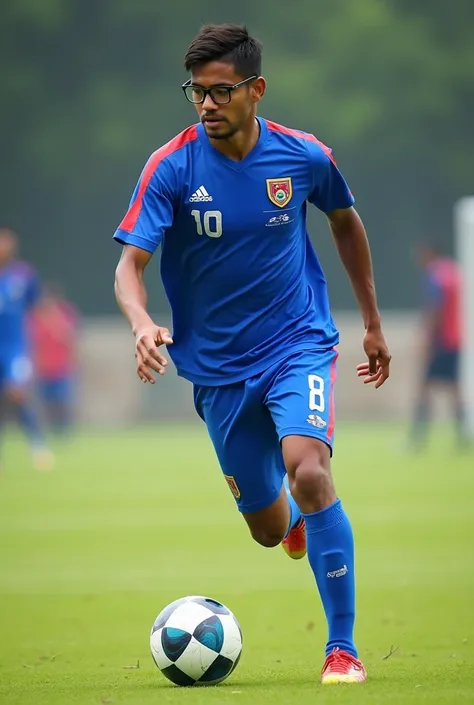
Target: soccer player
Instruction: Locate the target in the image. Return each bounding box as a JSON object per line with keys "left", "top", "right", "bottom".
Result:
{"left": 0, "top": 228, "right": 53, "bottom": 470}
{"left": 114, "top": 24, "right": 391, "bottom": 684}
{"left": 409, "top": 242, "right": 467, "bottom": 448}
{"left": 28, "top": 284, "right": 80, "bottom": 436}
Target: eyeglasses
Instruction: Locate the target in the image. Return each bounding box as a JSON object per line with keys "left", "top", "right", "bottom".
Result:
{"left": 181, "top": 75, "right": 258, "bottom": 105}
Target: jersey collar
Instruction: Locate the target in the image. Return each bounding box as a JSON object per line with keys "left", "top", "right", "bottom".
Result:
{"left": 197, "top": 117, "right": 268, "bottom": 171}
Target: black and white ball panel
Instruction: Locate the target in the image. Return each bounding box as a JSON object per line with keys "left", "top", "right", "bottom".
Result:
{"left": 150, "top": 595, "right": 242, "bottom": 686}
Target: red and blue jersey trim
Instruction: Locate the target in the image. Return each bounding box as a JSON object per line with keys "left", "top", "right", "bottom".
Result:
{"left": 119, "top": 125, "right": 199, "bottom": 233}
{"left": 266, "top": 119, "right": 337, "bottom": 166}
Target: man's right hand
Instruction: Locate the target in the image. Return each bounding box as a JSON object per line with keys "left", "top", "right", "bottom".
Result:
{"left": 135, "top": 326, "right": 173, "bottom": 384}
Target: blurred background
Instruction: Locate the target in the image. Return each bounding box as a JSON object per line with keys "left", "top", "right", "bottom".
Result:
{"left": 1, "top": 0, "right": 473, "bottom": 427}
{"left": 1, "top": 5, "right": 474, "bottom": 702}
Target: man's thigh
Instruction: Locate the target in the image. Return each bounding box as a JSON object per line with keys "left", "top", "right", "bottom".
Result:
{"left": 193, "top": 379, "right": 286, "bottom": 514}
{"left": 265, "top": 348, "right": 339, "bottom": 453}
{"left": 1, "top": 351, "right": 33, "bottom": 401}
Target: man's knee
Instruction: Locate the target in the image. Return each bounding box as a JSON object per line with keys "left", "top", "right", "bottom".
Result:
{"left": 283, "top": 436, "right": 335, "bottom": 512}
{"left": 292, "top": 461, "right": 332, "bottom": 498}
{"left": 243, "top": 491, "right": 289, "bottom": 548}
{"left": 249, "top": 526, "right": 285, "bottom": 548}
{"left": 5, "top": 385, "right": 27, "bottom": 406}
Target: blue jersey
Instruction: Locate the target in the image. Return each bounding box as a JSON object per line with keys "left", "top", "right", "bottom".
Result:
{"left": 114, "top": 117, "right": 354, "bottom": 386}
{"left": 0, "top": 261, "right": 41, "bottom": 350}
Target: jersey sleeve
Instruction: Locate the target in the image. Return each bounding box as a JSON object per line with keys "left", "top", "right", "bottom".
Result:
{"left": 113, "top": 153, "right": 176, "bottom": 253}
{"left": 423, "top": 273, "right": 443, "bottom": 309}
{"left": 25, "top": 269, "right": 42, "bottom": 310}
{"left": 307, "top": 140, "right": 355, "bottom": 214}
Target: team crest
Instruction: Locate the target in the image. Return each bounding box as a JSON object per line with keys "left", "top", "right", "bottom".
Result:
{"left": 224, "top": 475, "right": 241, "bottom": 499}
{"left": 266, "top": 177, "right": 293, "bottom": 208}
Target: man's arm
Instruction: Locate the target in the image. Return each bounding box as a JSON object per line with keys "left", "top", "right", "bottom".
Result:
{"left": 327, "top": 207, "right": 380, "bottom": 330}
{"left": 115, "top": 245, "right": 154, "bottom": 334}
{"left": 115, "top": 245, "right": 173, "bottom": 383}
{"left": 327, "top": 206, "right": 391, "bottom": 387}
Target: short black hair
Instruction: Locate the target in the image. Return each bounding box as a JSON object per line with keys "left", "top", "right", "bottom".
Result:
{"left": 184, "top": 24, "right": 262, "bottom": 77}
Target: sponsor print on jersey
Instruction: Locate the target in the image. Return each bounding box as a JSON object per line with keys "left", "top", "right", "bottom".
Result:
{"left": 266, "top": 177, "right": 293, "bottom": 208}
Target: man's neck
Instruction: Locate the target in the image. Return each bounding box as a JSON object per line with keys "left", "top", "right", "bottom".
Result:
{"left": 209, "top": 116, "right": 260, "bottom": 162}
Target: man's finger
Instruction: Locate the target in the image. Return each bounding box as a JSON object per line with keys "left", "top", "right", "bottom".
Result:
{"left": 364, "top": 370, "right": 383, "bottom": 384}
{"left": 374, "top": 361, "right": 390, "bottom": 389}
{"left": 147, "top": 346, "right": 168, "bottom": 367}
{"left": 368, "top": 354, "right": 378, "bottom": 375}
{"left": 137, "top": 339, "right": 165, "bottom": 364}
{"left": 137, "top": 365, "right": 155, "bottom": 384}
{"left": 142, "top": 354, "right": 166, "bottom": 374}
{"left": 155, "top": 328, "right": 174, "bottom": 345}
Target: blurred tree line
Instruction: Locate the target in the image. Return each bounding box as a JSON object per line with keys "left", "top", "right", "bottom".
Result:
{"left": 1, "top": 0, "right": 473, "bottom": 314}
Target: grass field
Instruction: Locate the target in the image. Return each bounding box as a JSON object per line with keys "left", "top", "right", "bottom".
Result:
{"left": 0, "top": 424, "right": 473, "bottom": 705}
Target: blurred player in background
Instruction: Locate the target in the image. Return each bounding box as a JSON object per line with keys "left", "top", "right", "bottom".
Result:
{"left": 114, "top": 24, "right": 391, "bottom": 684}
{"left": 0, "top": 228, "right": 53, "bottom": 471}
{"left": 409, "top": 242, "right": 468, "bottom": 449}
{"left": 28, "top": 283, "right": 80, "bottom": 436}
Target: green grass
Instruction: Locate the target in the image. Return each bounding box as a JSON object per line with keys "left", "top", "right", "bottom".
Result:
{"left": 0, "top": 424, "right": 473, "bottom": 705}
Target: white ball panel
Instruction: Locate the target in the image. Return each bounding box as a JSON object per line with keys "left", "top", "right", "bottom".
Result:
{"left": 174, "top": 637, "right": 218, "bottom": 680}
{"left": 218, "top": 613, "right": 243, "bottom": 661}
{"left": 165, "top": 601, "right": 213, "bottom": 632}
{"left": 150, "top": 628, "right": 173, "bottom": 669}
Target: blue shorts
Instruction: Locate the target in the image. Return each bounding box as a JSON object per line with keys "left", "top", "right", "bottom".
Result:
{"left": 426, "top": 349, "right": 459, "bottom": 382}
{"left": 38, "top": 377, "right": 75, "bottom": 404}
{"left": 194, "top": 348, "right": 338, "bottom": 513}
{"left": 0, "top": 349, "right": 33, "bottom": 391}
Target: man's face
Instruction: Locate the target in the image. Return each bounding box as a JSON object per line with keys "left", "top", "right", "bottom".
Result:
{"left": 415, "top": 244, "right": 436, "bottom": 269}
{"left": 189, "top": 61, "right": 264, "bottom": 140}
{"left": 0, "top": 230, "right": 16, "bottom": 266}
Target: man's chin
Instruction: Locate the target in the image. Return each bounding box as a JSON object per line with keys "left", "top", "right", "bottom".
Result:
{"left": 203, "top": 122, "right": 235, "bottom": 140}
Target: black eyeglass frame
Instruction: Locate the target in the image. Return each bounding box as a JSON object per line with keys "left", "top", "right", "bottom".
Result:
{"left": 181, "top": 75, "right": 258, "bottom": 105}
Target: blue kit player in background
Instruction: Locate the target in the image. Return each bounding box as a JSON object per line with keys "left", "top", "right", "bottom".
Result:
{"left": 0, "top": 229, "right": 53, "bottom": 472}
{"left": 114, "top": 24, "right": 391, "bottom": 684}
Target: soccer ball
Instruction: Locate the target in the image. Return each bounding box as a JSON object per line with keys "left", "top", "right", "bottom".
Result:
{"left": 150, "top": 595, "right": 243, "bottom": 686}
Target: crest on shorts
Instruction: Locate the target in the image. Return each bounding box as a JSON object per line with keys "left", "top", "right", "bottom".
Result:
{"left": 224, "top": 475, "right": 241, "bottom": 499}
{"left": 266, "top": 177, "right": 293, "bottom": 208}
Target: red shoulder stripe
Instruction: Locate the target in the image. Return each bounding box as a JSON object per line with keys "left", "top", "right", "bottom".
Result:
{"left": 120, "top": 125, "right": 199, "bottom": 233}
{"left": 266, "top": 119, "right": 336, "bottom": 166}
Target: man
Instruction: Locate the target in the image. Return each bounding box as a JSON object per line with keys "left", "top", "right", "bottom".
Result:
{"left": 410, "top": 242, "right": 467, "bottom": 448}
{"left": 28, "top": 284, "right": 79, "bottom": 436}
{"left": 114, "top": 24, "right": 391, "bottom": 684}
{"left": 0, "top": 228, "right": 53, "bottom": 471}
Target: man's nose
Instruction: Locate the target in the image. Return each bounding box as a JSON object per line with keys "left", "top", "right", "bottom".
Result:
{"left": 202, "top": 92, "right": 217, "bottom": 111}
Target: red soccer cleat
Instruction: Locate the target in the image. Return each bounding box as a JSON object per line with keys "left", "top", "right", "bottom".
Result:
{"left": 281, "top": 517, "right": 306, "bottom": 559}
{"left": 321, "top": 647, "right": 367, "bottom": 685}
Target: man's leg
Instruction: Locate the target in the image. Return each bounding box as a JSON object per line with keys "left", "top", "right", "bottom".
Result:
{"left": 447, "top": 352, "right": 469, "bottom": 447}
{"left": 451, "top": 383, "right": 469, "bottom": 446}
{"left": 193, "top": 379, "right": 300, "bottom": 549}
{"left": 267, "top": 348, "right": 366, "bottom": 684}
{"left": 5, "top": 355, "right": 53, "bottom": 470}
{"left": 43, "top": 378, "right": 75, "bottom": 436}
{"left": 282, "top": 437, "right": 362, "bottom": 674}
{"left": 410, "top": 380, "right": 431, "bottom": 449}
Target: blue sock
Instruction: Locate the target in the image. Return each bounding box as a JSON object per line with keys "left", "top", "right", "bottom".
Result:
{"left": 303, "top": 499, "right": 357, "bottom": 658}
{"left": 16, "top": 402, "right": 45, "bottom": 449}
{"left": 283, "top": 473, "right": 302, "bottom": 537}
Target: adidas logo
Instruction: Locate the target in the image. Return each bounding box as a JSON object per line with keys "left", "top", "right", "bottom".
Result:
{"left": 189, "top": 185, "right": 213, "bottom": 202}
